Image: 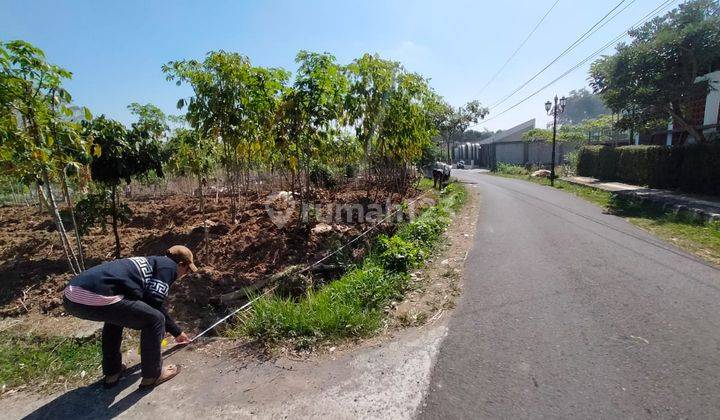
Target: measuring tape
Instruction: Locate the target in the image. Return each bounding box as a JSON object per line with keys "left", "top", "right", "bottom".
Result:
{"left": 173, "top": 187, "right": 436, "bottom": 351}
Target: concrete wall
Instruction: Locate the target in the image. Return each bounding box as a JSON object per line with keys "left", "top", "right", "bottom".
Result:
{"left": 492, "top": 141, "right": 578, "bottom": 168}
{"left": 527, "top": 142, "right": 553, "bottom": 164}
{"left": 495, "top": 142, "right": 525, "bottom": 165}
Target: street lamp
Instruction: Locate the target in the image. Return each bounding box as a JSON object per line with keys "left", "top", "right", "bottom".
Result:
{"left": 545, "top": 95, "right": 566, "bottom": 186}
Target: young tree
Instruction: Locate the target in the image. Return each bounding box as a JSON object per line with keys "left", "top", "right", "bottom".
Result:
{"left": 375, "top": 72, "right": 441, "bottom": 192}
{"left": 167, "top": 125, "right": 217, "bottom": 252}
{"left": 345, "top": 54, "right": 401, "bottom": 186}
{"left": 276, "top": 51, "right": 349, "bottom": 196}
{"left": 436, "top": 100, "right": 488, "bottom": 163}
{"left": 0, "top": 40, "right": 92, "bottom": 274}
{"left": 589, "top": 0, "right": 720, "bottom": 143}
{"left": 83, "top": 115, "right": 166, "bottom": 258}
{"left": 164, "top": 52, "right": 288, "bottom": 220}
{"left": 127, "top": 102, "right": 169, "bottom": 141}
{"left": 523, "top": 114, "right": 620, "bottom": 144}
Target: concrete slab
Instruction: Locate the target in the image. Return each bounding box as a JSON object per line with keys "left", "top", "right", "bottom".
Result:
{"left": 562, "top": 176, "right": 720, "bottom": 222}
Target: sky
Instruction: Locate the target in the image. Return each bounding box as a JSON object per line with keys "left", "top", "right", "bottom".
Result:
{"left": 1, "top": 0, "right": 674, "bottom": 131}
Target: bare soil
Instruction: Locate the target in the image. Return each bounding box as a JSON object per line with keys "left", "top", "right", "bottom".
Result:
{"left": 0, "top": 184, "right": 420, "bottom": 333}
{"left": 391, "top": 181, "right": 479, "bottom": 327}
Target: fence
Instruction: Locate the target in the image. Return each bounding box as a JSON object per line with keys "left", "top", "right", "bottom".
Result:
{"left": 455, "top": 141, "right": 577, "bottom": 170}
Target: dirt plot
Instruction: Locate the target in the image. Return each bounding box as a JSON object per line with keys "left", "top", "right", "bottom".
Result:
{"left": 391, "top": 181, "right": 479, "bottom": 328}
{"left": 0, "top": 184, "right": 422, "bottom": 332}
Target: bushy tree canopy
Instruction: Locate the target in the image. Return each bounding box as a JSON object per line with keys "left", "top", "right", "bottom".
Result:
{"left": 589, "top": 0, "right": 720, "bottom": 143}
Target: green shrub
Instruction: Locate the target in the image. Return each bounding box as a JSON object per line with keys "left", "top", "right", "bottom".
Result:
{"left": 244, "top": 265, "right": 408, "bottom": 341}
{"left": 577, "top": 143, "right": 720, "bottom": 195}
{"left": 439, "top": 181, "right": 468, "bottom": 211}
{"left": 564, "top": 150, "right": 579, "bottom": 176}
{"left": 577, "top": 145, "right": 601, "bottom": 177}
{"left": 309, "top": 162, "right": 337, "bottom": 188}
{"left": 240, "top": 182, "right": 467, "bottom": 344}
{"left": 597, "top": 146, "right": 618, "bottom": 180}
{"left": 576, "top": 145, "right": 617, "bottom": 179}
{"left": 678, "top": 144, "right": 720, "bottom": 195}
{"left": 73, "top": 190, "right": 132, "bottom": 234}
{"left": 615, "top": 146, "right": 682, "bottom": 188}
{"left": 344, "top": 164, "right": 358, "bottom": 179}
{"left": 397, "top": 208, "right": 447, "bottom": 247}
{"left": 375, "top": 235, "right": 425, "bottom": 272}
{"left": 495, "top": 163, "right": 528, "bottom": 176}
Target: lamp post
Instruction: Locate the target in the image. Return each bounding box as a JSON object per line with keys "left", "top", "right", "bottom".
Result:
{"left": 545, "top": 95, "right": 567, "bottom": 186}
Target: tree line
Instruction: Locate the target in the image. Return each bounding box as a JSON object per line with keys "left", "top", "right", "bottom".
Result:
{"left": 0, "top": 40, "right": 486, "bottom": 271}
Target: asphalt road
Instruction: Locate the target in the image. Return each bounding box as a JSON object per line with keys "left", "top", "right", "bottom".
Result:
{"left": 419, "top": 171, "right": 720, "bottom": 419}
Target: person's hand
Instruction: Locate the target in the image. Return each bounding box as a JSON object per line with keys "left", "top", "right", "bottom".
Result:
{"left": 174, "top": 332, "right": 191, "bottom": 345}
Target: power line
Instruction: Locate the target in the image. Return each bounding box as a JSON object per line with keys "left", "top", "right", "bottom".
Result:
{"left": 471, "top": 0, "right": 677, "bottom": 128}
{"left": 475, "top": 0, "right": 561, "bottom": 97}
{"left": 487, "top": 0, "right": 632, "bottom": 111}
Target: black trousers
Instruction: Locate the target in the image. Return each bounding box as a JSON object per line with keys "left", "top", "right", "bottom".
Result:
{"left": 63, "top": 297, "right": 165, "bottom": 379}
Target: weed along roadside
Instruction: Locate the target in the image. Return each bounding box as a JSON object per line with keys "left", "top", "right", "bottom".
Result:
{"left": 491, "top": 164, "right": 720, "bottom": 266}
{"left": 235, "top": 182, "right": 468, "bottom": 347}
{"left": 0, "top": 335, "right": 101, "bottom": 393}
{"left": 0, "top": 182, "right": 468, "bottom": 395}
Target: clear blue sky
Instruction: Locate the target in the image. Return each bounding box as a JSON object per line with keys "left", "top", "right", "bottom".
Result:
{"left": 1, "top": 0, "right": 672, "bottom": 131}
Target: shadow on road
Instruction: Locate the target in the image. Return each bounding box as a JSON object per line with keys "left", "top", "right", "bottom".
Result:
{"left": 22, "top": 345, "right": 187, "bottom": 419}
{"left": 22, "top": 372, "right": 148, "bottom": 419}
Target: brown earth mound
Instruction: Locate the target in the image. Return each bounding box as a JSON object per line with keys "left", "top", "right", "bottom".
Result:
{"left": 0, "top": 184, "right": 419, "bottom": 332}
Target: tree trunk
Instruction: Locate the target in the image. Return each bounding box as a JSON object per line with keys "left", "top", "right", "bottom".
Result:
{"left": 10, "top": 183, "right": 19, "bottom": 205}
{"left": 669, "top": 102, "right": 706, "bottom": 144}
{"left": 36, "top": 182, "right": 48, "bottom": 213}
{"left": 199, "top": 175, "right": 209, "bottom": 255}
{"left": 223, "top": 142, "right": 237, "bottom": 223}
{"left": 364, "top": 137, "right": 372, "bottom": 197}
{"left": 41, "top": 169, "right": 80, "bottom": 275}
{"left": 61, "top": 169, "right": 85, "bottom": 270}
{"left": 111, "top": 184, "right": 121, "bottom": 259}
{"left": 21, "top": 184, "right": 31, "bottom": 207}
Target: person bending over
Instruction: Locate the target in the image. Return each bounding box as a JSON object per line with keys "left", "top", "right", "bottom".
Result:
{"left": 63, "top": 245, "right": 197, "bottom": 389}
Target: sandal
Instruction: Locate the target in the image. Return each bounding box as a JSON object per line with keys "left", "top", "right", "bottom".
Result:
{"left": 138, "top": 364, "right": 181, "bottom": 390}
{"left": 103, "top": 363, "right": 128, "bottom": 389}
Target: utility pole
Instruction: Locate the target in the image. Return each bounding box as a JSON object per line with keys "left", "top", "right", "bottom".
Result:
{"left": 545, "top": 95, "right": 566, "bottom": 187}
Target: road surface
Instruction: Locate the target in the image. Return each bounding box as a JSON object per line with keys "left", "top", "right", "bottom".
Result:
{"left": 419, "top": 171, "right": 720, "bottom": 419}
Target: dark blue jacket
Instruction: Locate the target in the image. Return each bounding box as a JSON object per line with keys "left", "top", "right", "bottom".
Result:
{"left": 70, "top": 256, "right": 182, "bottom": 336}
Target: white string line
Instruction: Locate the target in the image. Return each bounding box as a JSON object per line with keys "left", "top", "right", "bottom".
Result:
{"left": 187, "top": 187, "right": 436, "bottom": 344}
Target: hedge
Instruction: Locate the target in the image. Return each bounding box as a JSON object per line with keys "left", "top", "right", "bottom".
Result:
{"left": 577, "top": 145, "right": 602, "bottom": 177}
{"left": 678, "top": 144, "right": 720, "bottom": 195}
{"left": 576, "top": 144, "right": 720, "bottom": 195}
{"left": 616, "top": 146, "right": 682, "bottom": 188}
{"left": 576, "top": 145, "right": 618, "bottom": 180}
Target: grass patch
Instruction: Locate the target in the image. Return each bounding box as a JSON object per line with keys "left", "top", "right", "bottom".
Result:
{"left": 493, "top": 164, "right": 612, "bottom": 207}
{"left": 491, "top": 165, "right": 720, "bottom": 265}
{"left": 542, "top": 178, "right": 612, "bottom": 207}
{"left": 0, "top": 334, "right": 101, "bottom": 392}
{"left": 608, "top": 195, "right": 720, "bottom": 265}
{"left": 237, "top": 182, "right": 467, "bottom": 346}
{"left": 417, "top": 176, "right": 434, "bottom": 191}
{"left": 496, "top": 162, "right": 530, "bottom": 177}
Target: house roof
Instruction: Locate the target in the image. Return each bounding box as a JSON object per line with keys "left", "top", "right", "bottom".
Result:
{"left": 477, "top": 119, "right": 536, "bottom": 145}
